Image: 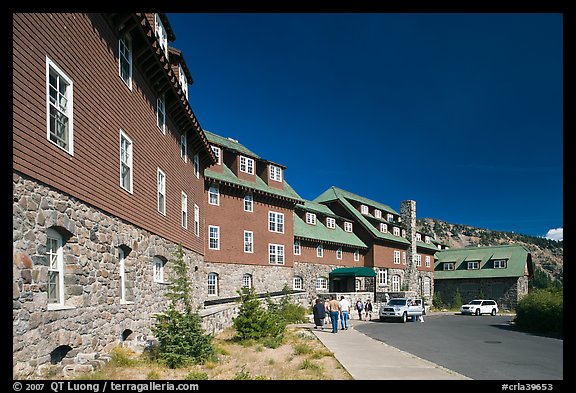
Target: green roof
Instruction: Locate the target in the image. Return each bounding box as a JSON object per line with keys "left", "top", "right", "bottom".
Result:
{"left": 205, "top": 163, "right": 302, "bottom": 202}
{"left": 314, "top": 186, "right": 410, "bottom": 245}
{"left": 204, "top": 130, "right": 261, "bottom": 159}
{"left": 294, "top": 212, "right": 367, "bottom": 249}
{"left": 296, "top": 200, "right": 339, "bottom": 218}
{"left": 329, "top": 267, "right": 376, "bottom": 278}
{"left": 434, "top": 245, "right": 532, "bottom": 279}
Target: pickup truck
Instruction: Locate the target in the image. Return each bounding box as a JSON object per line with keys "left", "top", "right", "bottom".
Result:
{"left": 379, "top": 298, "right": 425, "bottom": 323}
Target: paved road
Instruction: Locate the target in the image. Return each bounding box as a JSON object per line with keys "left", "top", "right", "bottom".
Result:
{"left": 355, "top": 313, "right": 563, "bottom": 380}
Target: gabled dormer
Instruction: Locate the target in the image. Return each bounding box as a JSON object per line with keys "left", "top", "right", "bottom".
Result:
{"left": 168, "top": 46, "right": 193, "bottom": 101}
{"left": 209, "top": 144, "right": 223, "bottom": 173}
{"left": 146, "top": 13, "right": 175, "bottom": 60}
{"left": 264, "top": 162, "right": 285, "bottom": 190}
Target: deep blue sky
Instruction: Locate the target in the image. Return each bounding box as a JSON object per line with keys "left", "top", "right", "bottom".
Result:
{"left": 167, "top": 13, "right": 563, "bottom": 240}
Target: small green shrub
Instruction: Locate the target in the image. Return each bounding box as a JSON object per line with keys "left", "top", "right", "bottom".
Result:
{"left": 515, "top": 288, "right": 563, "bottom": 337}
{"left": 185, "top": 371, "right": 209, "bottom": 380}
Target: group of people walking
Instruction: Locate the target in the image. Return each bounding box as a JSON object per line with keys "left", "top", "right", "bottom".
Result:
{"left": 312, "top": 295, "right": 373, "bottom": 333}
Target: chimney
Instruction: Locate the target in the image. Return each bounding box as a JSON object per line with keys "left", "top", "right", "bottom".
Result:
{"left": 400, "top": 200, "right": 418, "bottom": 293}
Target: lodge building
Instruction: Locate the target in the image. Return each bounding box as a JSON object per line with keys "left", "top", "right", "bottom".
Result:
{"left": 12, "top": 12, "right": 531, "bottom": 379}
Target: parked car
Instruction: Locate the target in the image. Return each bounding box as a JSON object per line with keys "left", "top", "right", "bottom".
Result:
{"left": 460, "top": 299, "right": 499, "bottom": 316}
{"left": 379, "top": 298, "right": 425, "bottom": 323}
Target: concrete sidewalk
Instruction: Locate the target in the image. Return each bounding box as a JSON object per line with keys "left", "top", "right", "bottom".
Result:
{"left": 304, "top": 318, "right": 471, "bottom": 380}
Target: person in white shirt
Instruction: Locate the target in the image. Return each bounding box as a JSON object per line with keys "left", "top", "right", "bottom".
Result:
{"left": 339, "top": 296, "right": 351, "bottom": 330}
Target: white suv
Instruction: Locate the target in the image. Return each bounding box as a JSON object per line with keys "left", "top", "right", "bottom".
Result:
{"left": 460, "top": 299, "right": 499, "bottom": 316}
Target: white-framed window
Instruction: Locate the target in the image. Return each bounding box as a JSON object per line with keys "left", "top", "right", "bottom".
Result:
{"left": 180, "top": 131, "right": 187, "bottom": 162}
{"left": 393, "top": 250, "right": 401, "bottom": 264}
{"left": 316, "top": 277, "right": 328, "bottom": 291}
{"left": 178, "top": 64, "right": 188, "bottom": 100}
{"left": 467, "top": 261, "right": 479, "bottom": 270}
{"left": 244, "top": 193, "right": 253, "bottom": 212}
{"left": 416, "top": 254, "right": 422, "bottom": 267}
{"left": 294, "top": 240, "right": 301, "bottom": 255}
{"left": 208, "top": 184, "right": 219, "bottom": 206}
{"left": 361, "top": 204, "right": 369, "bottom": 215}
{"left": 211, "top": 145, "right": 221, "bottom": 165}
{"left": 425, "top": 236, "right": 431, "bottom": 244}
{"left": 344, "top": 222, "right": 353, "bottom": 232}
{"left": 293, "top": 276, "right": 303, "bottom": 290}
{"left": 444, "top": 262, "right": 455, "bottom": 271}
{"left": 207, "top": 272, "right": 218, "bottom": 296}
{"left": 403, "top": 251, "right": 407, "bottom": 265}
{"left": 119, "top": 247, "right": 127, "bottom": 303}
{"left": 355, "top": 279, "right": 361, "bottom": 291}
{"left": 155, "top": 13, "right": 168, "bottom": 58}
{"left": 242, "top": 273, "right": 252, "bottom": 289}
{"left": 193, "top": 153, "right": 200, "bottom": 178}
{"left": 268, "top": 244, "right": 285, "bottom": 265}
{"left": 387, "top": 213, "right": 394, "bottom": 222}
{"left": 354, "top": 249, "right": 359, "bottom": 261}
{"left": 46, "top": 228, "right": 65, "bottom": 307}
{"left": 391, "top": 275, "right": 400, "bottom": 292}
{"left": 269, "top": 164, "right": 282, "bottom": 182}
{"left": 316, "top": 244, "right": 323, "bottom": 258}
{"left": 119, "top": 34, "right": 132, "bottom": 90}
{"left": 377, "top": 269, "right": 387, "bottom": 286}
{"left": 194, "top": 204, "right": 200, "bottom": 237}
{"left": 157, "top": 94, "right": 165, "bottom": 133}
{"left": 374, "top": 209, "right": 382, "bottom": 219}
{"left": 119, "top": 129, "right": 133, "bottom": 193}
{"left": 416, "top": 233, "right": 422, "bottom": 242}
{"left": 181, "top": 192, "right": 188, "bottom": 229}
{"left": 46, "top": 57, "right": 74, "bottom": 155}
{"left": 393, "top": 227, "right": 400, "bottom": 236}
{"left": 493, "top": 259, "right": 507, "bottom": 269}
{"left": 244, "top": 231, "right": 253, "bottom": 253}
{"left": 268, "top": 211, "right": 284, "bottom": 233}
{"left": 425, "top": 255, "right": 431, "bottom": 267}
{"left": 326, "top": 217, "right": 336, "bottom": 229}
{"left": 402, "top": 229, "right": 406, "bottom": 238}
{"left": 239, "top": 155, "right": 255, "bottom": 175}
{"left": 336, "top": 247, "right": 342, "bottom": 260}
{"left": 208, "top": 226, "right": 220, "bottom": 250}
{"left": 380, "top": 223, "right": 387, "bottom": 233}
{"left": 157, "top": 168, "right": 166, "bottom": 215}
{"left": 305, "top": 212, "right": 317, "bottom": 225}
{"left": 153, "top": 256, "right": 165, "bottom": 283}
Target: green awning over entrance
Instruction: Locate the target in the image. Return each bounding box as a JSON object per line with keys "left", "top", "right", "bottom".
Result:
{"left": 329, "top": 267, "right": 376, "bottom": 278}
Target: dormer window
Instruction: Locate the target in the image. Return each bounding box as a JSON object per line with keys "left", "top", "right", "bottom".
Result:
{"left": 306, "top": 212, "right": 317, "bottom": 225}
{"left": 379, "top": 223, "right": 387, "bottom": 233}
{"left": 401, "top": 229, "right": 406, "bottom": 238}
{"left": 269, "top": 164, "right": 282, "bottom": 182}
{"left": 178, "top": 64, "right": 188, "bottom": 100}
{"left": 393, "top": 227, "right": 400, "bottom": 236}
{"left": 361, "top": 204, "right": 369, "bottom": 215}
{"left": 493, "top": 259, "right": 507, "bottom": 269}
{"left": 210, "top": 145, "right": 221, "bottom": 165}
{"left": 425, "top": 236, "right": 431, "bottom": 244}
{"left": 240, "top": 155, "right": 254, "bottom": 175}
{"left": 326, "top": 217, "right": 336, "bottom": 229}
{"left": 155, "top": 14, "right": 168, "bottom": 59}
{"left": 416, "top": 233, "right": 422, "bottom": 242}
{"left": 467, "top": 261, "right": 480, "bottom": 270}
{"left": 444, "top": 262, "right": 455, "bottom": 271}
{"left": 387, "top": 213, "right": 394, "bottom": 222}
{"left": 344, "top": 222, "right": 353, "bottom": 232}
{"left": 374, "top": 209, "right": 382, "bottom": 219}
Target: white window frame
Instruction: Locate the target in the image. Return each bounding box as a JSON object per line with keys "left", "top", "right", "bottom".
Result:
{"left": 393, "top": 250, "right": 401, "bottom": 264}
{"left": 119, "top": 34, "right": 132, "bottom": 90}
{"left": 178, "top": 63, "right": 188, "bottom": 100}
{"left": 181, "top": 192, "right": 188, "bottom": 229}
{"left": 361, "top": 204, "right": 369, "bottom": 215}
{"left": 157, "top": 168, "right": 166, "bottom": 215}
{"left": 119, "top": 129, "right": 133, "bottom": 193}
{"left": 377, "top": 269, "right": 387, "bottom": 286}
{"left": 403, "top": 251, "right": 407, "bottom": 265}
{"left": 242, "top": 273, "right": 252, "bottom": 289}
{"left": 393, "top": 227, "right": 400, "bottom": 236}
{"left": 326, "top": 217, "right": 336, "bottom": 229}
{"left": 425, "top": 236, "right": 431, "bottom": 244}
{"left": 374, "top": 209, "right": 382, "bottom": 219}
{"left": 193, "top": 153, "right": 200, "bottom": 178}
{"left": 305, "top": 212, "right": 317, "bottom": 225}
{"left": 336, "top": 247, "right": 342, "bottom": 260}
{"left": 268, "top": 243, "right": 285, "bottom": 265}
{"left": 207, "top": 272, "right": 218, "bottom": 296}
{"left": 293, "top": 276, "right": 303, "bottom": 290}
{"left": 467, "top": 261, "right": 480, "bottom": 270}
{"left": 269, "top": 164, "right": 282, "bottom": 182}
{"left": 391, "top": 275, "right": 400, "bottom": 292}
{"left": 294, "top": 240, "right": 301, "bottom": 255}
{"left": 402, "top": 229, "right": 406, "bottom": 238}
{"left": 416, "top": 233, "right": 422, "bottom": 242}
{"left": 380, "top": 223, "right": 387, "bottom": 233}
{"left": 268, "top": 211, "right": 284, "bottom": 233}
{"left": 209, "top": 225, "right": 220, "bottom": 250}
{"left": 46, "top": 228, "right": 65, "bottom": 308}
{"left": 194, "top": 204, "right": 200, "bottom": 237}
{"left": 46, "top": 57, "right": 74, "bottom": 155}
{"left": 354, "top": 249, "right": 360, "bottom": 262}
{"left": 416, "top": 254, "right": 422, "bottom": 267}
{"left": 244, "top": 193, "right": 253, "bottom": 212}
{"left": 316, "top": 277, "right": 328, "bottom": 291}
{"left": 316, "top": 244, "right": 323, "bottom": 258}
{"left": 344, "top": 222, "right": 353, "bottom": 232}
{"left": 493, "top": 259, "right": 507, "bottom": 269}
{"left": 211, "top": 145, "right": 221, "bottom": 165}
{"left": 180, "top": 131, "right": 187, "bottom": 162}
{"left": 239, "top": 155, "right": 255, "bottom": 175}
{"left": 157, "top": 94, "right": 165, "bottom": 133}
{"left": 155, "top": 13, "right": 168, "bottom": 59}
{"left": 425, "top": 255, "right": 431, "bottom": 268}
{"left": 387, "top": 213, "right": 394, "bottom": 222}
{"left": 208, "top": 184, "right": 219, "bottom": 206}
{"left": 153, "top": 257, "right": 165, "bottom": 283}
{"left": 444, "top": 262, "right": 455, "bottom": 271}
{"left": 244, "top": 230, "right": 253, "bottom": 253}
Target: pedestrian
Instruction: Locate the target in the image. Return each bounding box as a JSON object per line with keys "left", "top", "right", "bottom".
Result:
{"left": 364, "top": 299, "right": 373, "bottom": 321}
{"left": 327, "top": 295, "right": 341, "bottom": 333}
{"left": 312, "top": 298, "right": 326, "bottom": 330}
{"left": 355, "top": 299, "right": 364, "bottom": 320}
{"left": 339, "top": 296, "right": 351, "bottom": 330}
{"left": 324, "top": 298, "right": 331, "bottom": 326}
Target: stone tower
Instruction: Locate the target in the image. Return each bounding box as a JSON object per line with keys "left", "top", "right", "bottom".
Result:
{"left": 400, "top": 200, "right": 419, "bottom": 293}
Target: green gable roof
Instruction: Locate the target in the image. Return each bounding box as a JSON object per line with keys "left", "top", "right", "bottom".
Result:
{"left": 204, "top": 130, "right": 261, "bottom": 159}
{"left": 315, "top": 186, "right": 398, "bottom": 215}
{"left": 434, "top": 244, "right": 532, "bottom": 279}
{"left": 294, "top": 212, "right": 367, "bottom": 249}
{"left": 296, "top": 200, "right": 339, "bottom": 218}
